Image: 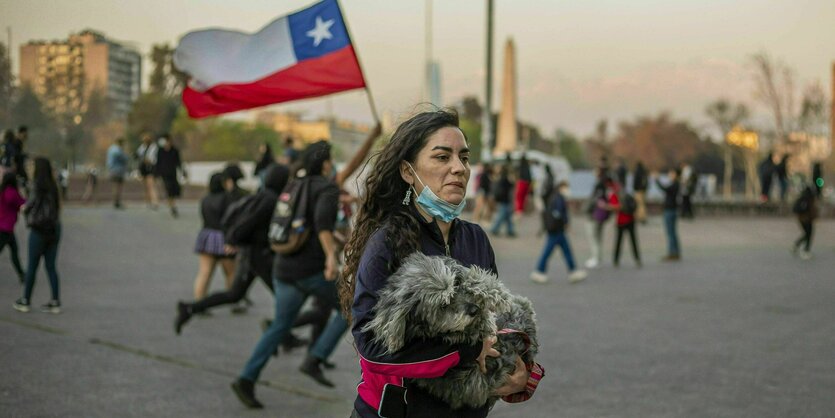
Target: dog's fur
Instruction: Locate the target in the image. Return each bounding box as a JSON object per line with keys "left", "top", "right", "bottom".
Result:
{"left": 362, "top": 252, "right": 539, "bottom": 410}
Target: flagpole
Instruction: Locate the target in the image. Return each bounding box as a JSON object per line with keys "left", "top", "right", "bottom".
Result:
{"left": 364, "top": 87, "right": 380, "bottom": 124}
{"left": 336, "top": 0, "right": 380, "bottom": 124}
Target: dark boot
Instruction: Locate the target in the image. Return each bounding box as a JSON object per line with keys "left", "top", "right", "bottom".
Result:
{"left": 281, "top": 333, "right": 309, "bottom": 353}
{"left": 174, "top": 301, "right": 192, "bottom": 335}
{"left": 231, "top": 378, "right": 263, "bottom": 409}
{"left": 299, "top": 355, "right": 334, "bottom": 388}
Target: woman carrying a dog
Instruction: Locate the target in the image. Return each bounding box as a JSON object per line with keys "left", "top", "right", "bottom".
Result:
{"left": 340, "top": 110, "right": 541, "bottom": 417}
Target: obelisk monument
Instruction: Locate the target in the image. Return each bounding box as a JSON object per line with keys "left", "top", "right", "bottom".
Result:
{"left": 494, "top": 38, "right": 517, "bottom": 156}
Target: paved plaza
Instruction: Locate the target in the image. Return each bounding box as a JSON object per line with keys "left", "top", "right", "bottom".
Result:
{"left": 1, "top": 204, "right": 834, "bottom": 417}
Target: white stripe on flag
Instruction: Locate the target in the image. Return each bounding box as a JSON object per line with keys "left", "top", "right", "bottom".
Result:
{"left": 174, "top": 16, "right": 297, "bottom": 92}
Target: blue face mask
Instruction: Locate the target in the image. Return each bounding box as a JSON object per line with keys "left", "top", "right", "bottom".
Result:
{"left": 407, "top": 163, "right": 466, "bottom": 223}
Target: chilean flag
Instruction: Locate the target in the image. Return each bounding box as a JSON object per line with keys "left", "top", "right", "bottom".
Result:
{"left": 174, "top": 0, "right": 366, "bottom": 118}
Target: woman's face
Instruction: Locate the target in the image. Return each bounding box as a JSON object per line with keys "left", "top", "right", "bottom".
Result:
{"left": 401, "top": 126, "right": 470, "bottom": 205}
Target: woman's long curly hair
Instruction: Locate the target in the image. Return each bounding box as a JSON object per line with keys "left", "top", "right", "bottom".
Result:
{"left": 339, "top": 109, "right": 461, "bottom": 319}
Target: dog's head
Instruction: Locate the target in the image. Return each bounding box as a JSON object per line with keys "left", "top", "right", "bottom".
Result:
{"left": 364, "top": 252, "right": 512, "bottom": 353}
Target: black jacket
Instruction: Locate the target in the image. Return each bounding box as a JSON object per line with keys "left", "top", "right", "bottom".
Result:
{"left": 154, "top": 146, "right": 182, "bottom": 178}
{"left": 352, "top": 207, "right": 497, "bottom": 417}
{"left": 200, "top": 193, "right": 230, "bottom": 230}
{"left": 657, "top": 178, "right": 680, "bottom": 210}
{"left": 227, "top": 164, "right": 289, "bottom": 249}
{"left": 273, "top": 175, "right": 339, "bottom": 282}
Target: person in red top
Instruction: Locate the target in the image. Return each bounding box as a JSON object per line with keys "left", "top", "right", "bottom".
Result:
{"left": 0, "top": 172, "right": 26, "bottom": 282}
{"left": 607, "top": 181, "right": 642, "bottom": 267}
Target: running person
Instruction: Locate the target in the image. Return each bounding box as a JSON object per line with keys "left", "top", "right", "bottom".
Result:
{"left": 0, "top": 172, "right": 26, "bottom": 282}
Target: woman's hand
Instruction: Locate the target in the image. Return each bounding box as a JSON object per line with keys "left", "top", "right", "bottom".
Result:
{"left": 493, "top": 356, "right": 529, "bottom": 397}
{"left": 476, "top": 335, "right": 500, "bottom": 373}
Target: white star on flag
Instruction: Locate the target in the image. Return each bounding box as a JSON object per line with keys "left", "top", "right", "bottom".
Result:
{"left": 306, "top": 16, "right": 335, "bottom": 47}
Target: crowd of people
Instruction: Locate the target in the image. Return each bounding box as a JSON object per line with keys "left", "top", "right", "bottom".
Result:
{"left": 0, "top": 111, "right": 828, "bottom": 415}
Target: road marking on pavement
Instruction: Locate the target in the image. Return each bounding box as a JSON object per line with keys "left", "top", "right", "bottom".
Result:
{"left": 0, "top": 315, "right": 342, "bottom": 403}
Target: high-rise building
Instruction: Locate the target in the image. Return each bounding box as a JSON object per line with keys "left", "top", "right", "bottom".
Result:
{"left": 19, "top": 30, "right": 141, "bottom": 120}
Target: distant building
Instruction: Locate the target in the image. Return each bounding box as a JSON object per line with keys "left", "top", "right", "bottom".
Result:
{"left": 19, "top": 30, "right": 142, "bottom": 120}
{"left": 254, "top": 111, "right": 371, "bottom": 160}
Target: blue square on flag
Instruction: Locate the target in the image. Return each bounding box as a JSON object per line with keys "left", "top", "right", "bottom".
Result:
{"left": 289, "top": 0, "right": 350, "bottom": 61}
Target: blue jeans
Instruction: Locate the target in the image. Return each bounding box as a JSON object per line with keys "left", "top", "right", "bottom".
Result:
{"left": 535, "top": 232, "right": 576, "bottom": 273}
{"left": 23, "top": 226, "right": 61, "bottom": 301}
{"left": 240, "top": 272, "right": 348, "bottom": 382}
{"left": 490, "top": 203, "right": 515, "bottom": 235}
{"left": 663, "top": 209, "right": 680, "bottom": 256}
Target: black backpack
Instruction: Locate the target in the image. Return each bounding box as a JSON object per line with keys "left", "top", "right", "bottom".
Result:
{"left": 26, "top": 191, "right": 59, "bottom": 234}
{"left": 621, "top": 193, "right": 637, "bottom": 215}
{"left": 542, "top": 195, "right": 566, "bottom": 233}
{"left": 268, "top": 177, "right": 312, "bottom": 255}
{"left": 793, "top": 195, "right": 810, "bottom": 215}
{"left": 221, "top": 194, "right": 259, "bottom": 245}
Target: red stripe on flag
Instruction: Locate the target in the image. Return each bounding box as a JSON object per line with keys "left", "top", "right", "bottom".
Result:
{"left": 183, "top": 45, "right": 366, "bottom": 118}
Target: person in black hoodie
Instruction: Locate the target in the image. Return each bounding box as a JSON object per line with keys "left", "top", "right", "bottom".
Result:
{"left": 154, "top": 134, "right": 187, "bottom": 217}
{"left": 175, "top": 164, "right": 289, "bottom": 333}
{"left": 191, "top": 172, "right": 236, "bottom": 300}
{"left": 656, "top": 168, "right": 681, "bottom": 261}
{"left": 232, "top": 141, "right": 350, "bottom": 408}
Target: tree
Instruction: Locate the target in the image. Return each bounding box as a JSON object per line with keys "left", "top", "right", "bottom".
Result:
{"left": 584, "top": 119, "right": 610, "bottom": 168}
{"left": 610, "top": 113, "right": 702, "bottom": 171}
{"left": 10, "top": 84, "right": 67, "bottom": 163}
{"left": 797, "top": 81, "right": 828, "bottom": 133}
{"left": 127, "top": 92, "right": 180, "bottom": 142}
{"left": 150, "top": 44, "right": 188, "bottom": 97}
{"left": 751, "top": 52, "right": 796, "bottom": 145}
{"left": 705, "top": 99, "right": 749, "bottom": 198}
{"left": 458, "top": 96, "right": 483, "bottom": 122}
{"left": 555, "top": 129, "right": 588, "bottom": 169}
{"left": 0, "top": 42, "right": 14, "bottom": 127}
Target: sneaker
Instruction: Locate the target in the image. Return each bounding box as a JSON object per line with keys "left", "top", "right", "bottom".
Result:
{"left": 231, "top": 378, "right": 263, "bottom": 409}
{"left": 584, "top": 258, "right": 599, "bottom": 269}
{"left": 13, "top": 298, "right": 30, "bottom": 313}
{"left": 40, "top": 300, "right": 61, "bottom": 314}
{"left": 529, "top": 271, "right": 549, "bottom": 284}
{"left": 299, "top": 356, "right": 335, "bottom": 388}
{"left": 174, "top": 301, "right": 192, "bottom": 335}
{"left": 568, "top": 270, "right": 588, "bottom": 283}
{"left": 799, "top": 251, "right": 812, "bottom": 260}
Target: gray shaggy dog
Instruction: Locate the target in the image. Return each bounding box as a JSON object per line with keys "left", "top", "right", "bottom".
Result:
{"left": 363, "top": 252, "right": 539, "bottom": 410}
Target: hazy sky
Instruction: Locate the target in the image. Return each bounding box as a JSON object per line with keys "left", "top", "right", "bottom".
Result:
{"left": 2, "top": 0, "right": 833, "bottom": 137}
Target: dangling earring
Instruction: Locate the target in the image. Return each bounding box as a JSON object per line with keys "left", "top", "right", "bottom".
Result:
{"left": 402, "top": 188, "right": 412, "bottom": 205}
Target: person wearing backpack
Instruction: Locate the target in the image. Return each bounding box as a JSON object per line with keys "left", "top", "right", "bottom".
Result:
{"left": 530, "top": 181, "right": 588, "bottom": 284}
{"left": 609, "top": 185, "right": 642, "bottom": 268}
{"left": 792, "top": 186, "right": 818, "bottom": 260}
{"left": 0, "top": 171, "right": 26, "bottom": 282}
{"left": 232, "top": 140, "right": 348, "bottom": 408}
{"left": 174, "top": 164, "right": 289, "bottom": 333}
{"left": 191, "top": 172, "right": 236, "bottom": 300}
{"left": 14, "top": 158, "right": 62, "bottom": 314}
